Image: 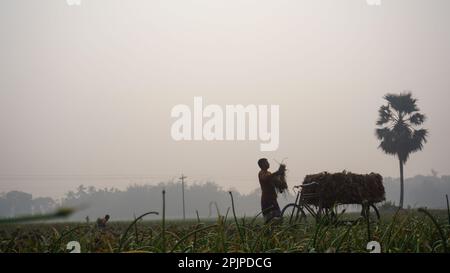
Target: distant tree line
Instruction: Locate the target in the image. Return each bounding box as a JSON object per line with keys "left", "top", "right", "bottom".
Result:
{"left": 0, "top": 191, "right": 56, "bottom": 217}
{"left": 1, "top": 175, "right": 450, "bottom": 220}
{"left": 60, "top": 182, "right": 295, "bottom": 221}
{"left": 384, "top": 175, "right": 450, "bottom": 209}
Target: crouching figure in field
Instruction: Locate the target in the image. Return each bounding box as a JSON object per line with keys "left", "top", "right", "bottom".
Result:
{"left": 96, "top": 214, "right": 110, "bottom": 229}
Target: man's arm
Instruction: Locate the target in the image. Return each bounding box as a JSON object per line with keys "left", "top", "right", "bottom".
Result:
{"left": 259, "top": 170, "right": 282, "bottom": 186}
{"left": 264, "top": 165, "right": 286, "bottom": 188}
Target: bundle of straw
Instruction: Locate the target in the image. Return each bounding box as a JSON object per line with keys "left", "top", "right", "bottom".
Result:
{"left": 301, "top": 171, "right": 385, "bottom": 208}
{"left": 273, "top": 164, "right": 288, "bottom": 194}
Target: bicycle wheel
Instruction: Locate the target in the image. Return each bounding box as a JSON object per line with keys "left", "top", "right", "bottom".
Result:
{"left": 281, "top": 203, "right": 306, "bottom": 224}
{"left": 370, "top": 204, "right": 381, "bottom": 222}
{"left": 361, "top": 204, "right": 381, "bottom": 223}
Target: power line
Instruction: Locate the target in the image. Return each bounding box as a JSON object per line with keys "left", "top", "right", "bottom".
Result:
{"left": 0, "top": 174, "right": 265, "bottom": 181}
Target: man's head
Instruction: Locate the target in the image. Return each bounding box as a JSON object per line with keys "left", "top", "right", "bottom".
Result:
{"left": 258, "top": 158, "right": 270, "bottom": 170}
{"left": 105, "top": 215, "right": 110, "bottom": 221}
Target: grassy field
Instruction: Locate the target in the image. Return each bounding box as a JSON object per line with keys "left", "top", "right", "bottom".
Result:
{"left": 1, "top": 208, "right": 449, "bottom": 253}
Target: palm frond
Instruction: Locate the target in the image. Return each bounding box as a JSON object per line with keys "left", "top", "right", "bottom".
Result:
{"left": 384, "top": 92, "right": 419, "bottom": 114}
{"left": 376, "top": 105, "right": 392, "bottom": 126}
{"left": 409, "top": 113, "right": 426, "bottom": 125}
{"left": 410, "top": 129, "right": 429, "bottom": 153}
{"left": 375, "top": 127, "right": 390, "bottom": 140}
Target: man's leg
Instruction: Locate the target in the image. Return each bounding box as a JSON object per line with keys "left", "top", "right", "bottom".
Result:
{"left": 261, "top": 199, "right": 271, "bottom": 223}
{"left": 273, "top": 200, "right": 282, "bottom": 218}
{"left": 262, "top": 199, "right": 281, "bottom": 224}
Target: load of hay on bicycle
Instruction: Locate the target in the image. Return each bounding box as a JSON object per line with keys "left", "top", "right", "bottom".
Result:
{"left": 282, "top": 171, "right": 385, "bottom": 224}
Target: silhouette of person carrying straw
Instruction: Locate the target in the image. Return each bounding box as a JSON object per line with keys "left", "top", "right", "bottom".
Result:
{"left": 257, "top": 158, "right": 286, "bottom": 223}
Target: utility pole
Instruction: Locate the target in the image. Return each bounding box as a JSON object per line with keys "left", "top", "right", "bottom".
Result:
{"left": 180, "top": 174, "right": 187, "bottom": 221}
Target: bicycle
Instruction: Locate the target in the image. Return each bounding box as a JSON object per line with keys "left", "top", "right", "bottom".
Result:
{"left": 281, "top": 182, "right": 381, "bottom": 224}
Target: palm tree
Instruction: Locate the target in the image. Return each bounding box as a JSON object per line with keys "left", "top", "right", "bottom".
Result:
{"left": 376, "top": 92, "right": 428, "bottom": 208}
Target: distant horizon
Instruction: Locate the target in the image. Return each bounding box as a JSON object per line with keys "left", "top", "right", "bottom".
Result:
{"left": 1, "top": 171, "right": 448, "bottom": 200}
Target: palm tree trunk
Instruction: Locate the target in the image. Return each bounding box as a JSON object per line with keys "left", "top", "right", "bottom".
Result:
{"left": 399, "top": 159, "right": 404, "bottom": 209}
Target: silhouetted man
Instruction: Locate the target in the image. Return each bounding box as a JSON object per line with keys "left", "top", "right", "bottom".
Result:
{"left": 258, "top": 158, "right": 283, "bottom": 223}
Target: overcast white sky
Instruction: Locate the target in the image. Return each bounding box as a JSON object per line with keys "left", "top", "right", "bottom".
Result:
{"left": 1, "top": 0, "right": 449, "bottom": 198}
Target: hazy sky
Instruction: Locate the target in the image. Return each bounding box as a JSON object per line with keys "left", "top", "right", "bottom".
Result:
{"left": 1, "top": 0, "right": 450, "bottom": 198}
